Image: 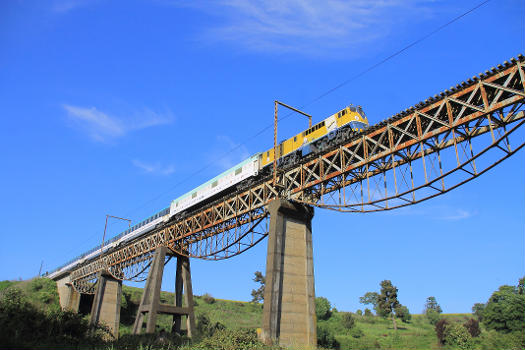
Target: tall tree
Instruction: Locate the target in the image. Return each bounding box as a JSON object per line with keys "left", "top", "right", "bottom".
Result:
{"left": 377, "top": 280, "right": 400, "bottom": 330}
{"left": 250, "top": 271, "right": 265, "bottom": 302}
{"left": 424, "top": 296, "right": 443, "bottom": 314}
{"left": 482, "top": 283, "right": 525, "bottom": 333}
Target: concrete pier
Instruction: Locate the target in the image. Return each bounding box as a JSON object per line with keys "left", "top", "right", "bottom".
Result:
{"left": 262, "top": 199, "right": 316, "bottom": 348}
{"left": 56, "top": 275, "right": 80, "bottom": 312}
{"left": 90, "top": 271, "right": 122, "bottom": 339}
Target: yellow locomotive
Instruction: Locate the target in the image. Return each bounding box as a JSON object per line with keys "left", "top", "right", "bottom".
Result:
{"left": 260, "top": 105, "right": 369, "bottom": 168}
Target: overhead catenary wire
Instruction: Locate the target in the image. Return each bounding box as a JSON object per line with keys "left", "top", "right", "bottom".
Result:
{"left": 122, "top": 0, "right": 493, "bottom": 219}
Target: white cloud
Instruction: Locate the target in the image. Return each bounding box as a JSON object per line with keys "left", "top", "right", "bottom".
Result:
{"left": 63, "top": 104, "right": 172, "bottom": 142}
{"left": 440, "top": 209, "right": 475, "bottom": 221}
{"left": 52, "top": 0, "right": 96, "bottom": 13}
{"left": 170, "top": 0, "right": 436, "bottom": 56}
{"left": 211, "top": 135, "right": 252, "bottom": 171}
{"left": 132, "top": 159, "right": 175, "bottom": 176}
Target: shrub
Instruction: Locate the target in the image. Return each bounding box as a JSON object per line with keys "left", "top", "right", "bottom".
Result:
{"left": 341, "top": 312, "right": 355, "bottom": 329}
{"left": 435, "top": 318, "right": 450, "bottom": 345}
{"left": 480, "top": 330, "right": 525, "bottom": 350}
{"left": 426, "top": 309, "right": 440, "bottom": 325}
{"left": 196, "top": 313, "right": 225, "bottom": 337}
{"left": 317, "top": 325, "right": 339, "bottom": 349}
{"left": 202, "top": 293, "right": 216, "bottom": 304}
{"left": 113, "top": 332, "right": 188, "bottom": 350}
{"left": 395, "top": 305, "right": 411, "bottom": 323}
{"left": 363, "top": 308, "right": 373, "bottom": 317}
{"left": 463, "top": 318, "right": 481, "bottom": 338}
{"left": 356, "top": 309, "right": 362, "bottom": 316}
{"left": 196, "top": 328, "right": 271, "bottom": 350}
{"left": 349, "top": 327, "right": 364, "bottom": 338}
{"left": 444, "top": 323, "right": 474, "bottom": 350}
{"left": 315, "top": 297, "right": 332, "bottom": 320}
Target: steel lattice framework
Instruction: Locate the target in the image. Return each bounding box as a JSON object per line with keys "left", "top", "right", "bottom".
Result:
{"left": 71, "top": 54, "right": 525, "bottom": 294}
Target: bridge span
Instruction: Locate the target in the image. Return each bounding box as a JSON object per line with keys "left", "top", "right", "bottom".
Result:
{"left": 50, "top": 54, "right": 524, "bottom": 346}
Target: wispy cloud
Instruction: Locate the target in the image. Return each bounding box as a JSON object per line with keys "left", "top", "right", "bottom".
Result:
{"left": 63, "top": 104, "right": 173, "bottom": 142}
{"left": 170, "top": 0, "right": 436, "bottom": 56}
{"left": 209, "top": 135, "right": 252, "bottom": 171}
{"left": 132, "top": 159, "right": 175, "bottom": 176}
{"left": 51, "top": 0, "right": 97, "bottom": 13}
{"left": 440, "top": 209, "right": 475, "bottom": 221}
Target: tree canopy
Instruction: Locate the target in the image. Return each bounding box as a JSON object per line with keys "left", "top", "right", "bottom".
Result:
{"left": 482, "top": 283, "right": 525, "bottom": 333}
{"left": 377, "top": 280, "right": 401, "bottom": 330}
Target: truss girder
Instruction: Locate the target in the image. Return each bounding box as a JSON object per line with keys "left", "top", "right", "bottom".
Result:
{"left": 70, "top": 55, "right": 525, "bottom": 286}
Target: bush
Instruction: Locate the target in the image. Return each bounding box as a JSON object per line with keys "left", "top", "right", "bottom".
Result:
{"left": 356, "top": 309, "right": 362, "bottom": 316}
{"left": 363, "top": 308, "right": 373, "bottom": 317}
{"left": 435, "top": 318, "right": 450, "bottom": 345}
{"left": 317, "top": 325, "right": 339, "bottom": 349}
{"left": 463, "top": 318, "right": 481, "bottom": 338}
{"left": 426, "top": 309, "right": 440, "bottom": 325}
{"left": 444, "top": 323, "right": 474, "bottom": 350}
{"left": 395, "top": 305, "right": 411, "bottom": 323}
{"left": 202, "top": 293, "right": 216, "bottom": 304}
{"left": 196, "top": 328, "right": 271, "bottom": 350}
{"left": 315, "top": 297, "right": 332, "bottom": 320}
{"left": 196, "top": 313, "right": 225, "bottom": 337}
{"left": 341, "top": 312, "right": 355, "bottom": 329}
{"left": 112, "top": 332, "right": 188, "bottom": 350}
{"left": 0, "top": 286, "right": 106, "bottom": 348}
{"left": 480, "top": 330, "right": 525, "bottom": 350}
{"left": 348, "top": 327, "right": 364, "bottom": 338}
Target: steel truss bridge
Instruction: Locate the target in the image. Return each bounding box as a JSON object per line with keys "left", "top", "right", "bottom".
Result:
{"left": 71, "top": 54, "right": 525, "bottom": 294}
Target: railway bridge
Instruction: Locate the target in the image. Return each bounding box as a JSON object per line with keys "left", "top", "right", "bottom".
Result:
{"left": 49, "top": 54, "right": 525, "bottom": 348}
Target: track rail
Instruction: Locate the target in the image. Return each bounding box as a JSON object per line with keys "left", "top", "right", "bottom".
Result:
{"left": 70, "top": 54, "right": 525, "bottom": 293}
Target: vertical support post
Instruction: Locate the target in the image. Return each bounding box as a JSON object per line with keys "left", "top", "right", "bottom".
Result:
{"left": 261, "top": 199, "right": 316, "bottom": 349}
{"left": 172, "top": 255, "right": 183, "bottom": 334}
{"left": 181, "top": 255, "right": 196, "bottom": 338}
{"left": 133, "top": 246, "right": 167, "bottom": 334}
{"left": 90, "top": 270, "right": 122, "bottom": 339}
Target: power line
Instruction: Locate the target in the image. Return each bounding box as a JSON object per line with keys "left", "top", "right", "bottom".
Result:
{"left": 123, "top": 0, "right": 493, "bottom": 218}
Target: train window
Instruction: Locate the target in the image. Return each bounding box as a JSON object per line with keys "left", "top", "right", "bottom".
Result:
{"left": 212, "top": 181, "right": 218, "bottom": 188}
{"left": 342, "top": 109, "right": 346, "bottom": 115}
{"left": 235, "top": 168, "right": 242, "bottom": 175}
{"left": 192, "top": 192, "right": 197, "bottom": 198}
{"left": 294, "top": 136, "right": 297, "bottom": 142}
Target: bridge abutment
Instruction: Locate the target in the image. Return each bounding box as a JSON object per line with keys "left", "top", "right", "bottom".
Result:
{"left": 262, "top": 199, "right": 316, "bottom": 348}
{"left": 56, "top": 275, "right": 80, "bottom": 312}
{"left": 90, "top": 271, "right": 122, "bottom": 339}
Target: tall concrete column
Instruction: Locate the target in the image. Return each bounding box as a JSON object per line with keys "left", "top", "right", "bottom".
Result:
{"left": 262, "top": 199, "right": 316, "bottom": 349}
{"left": 90, "top": 270, "right": 122, "bottom": 339}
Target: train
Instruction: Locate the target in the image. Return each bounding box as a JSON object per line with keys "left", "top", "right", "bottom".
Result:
{"left": 47, "top": 105, "right": 368, "bottom": 279}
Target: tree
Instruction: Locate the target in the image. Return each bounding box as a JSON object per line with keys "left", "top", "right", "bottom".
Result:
{"left": 315, "top": 297, "right": 332, "bottom": 320}
{"left": 424, "top": 296, "right": 442, "bottom": 314}
{"left": 364, "top": 308, "right": 373, "bottom": 317}
{"left": 250, "top": 271, "right": 265, "bottom": 302}
{"left": 463, "top": 318, "right": 481, "bottom": 338}
{"left": 472, "top": 303, "right": 485, "bottom": 321}
{"left": 482, "top": 283, "right": 525, "bottom": 333}
{"left": 395, "top": 305, "right": 411, "bottom": 323}
{"left": 376, "top": 280, "right": 400, "bottom": 330}
{"left": 356, "top": 309, "right": 362, "bottom": 316}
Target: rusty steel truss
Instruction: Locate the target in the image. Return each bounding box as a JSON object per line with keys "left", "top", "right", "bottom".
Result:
{"left": 71, "top": 54, "right": 525, "bottom": 293}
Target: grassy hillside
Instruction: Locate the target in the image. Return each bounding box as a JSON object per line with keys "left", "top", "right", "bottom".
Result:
{"left": 2, "top": 278, "right": 523, "bottom": 349}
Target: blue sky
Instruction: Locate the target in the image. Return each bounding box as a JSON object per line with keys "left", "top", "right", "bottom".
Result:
{"left": 1, "top": 0, "right": 524, "bottom": 314}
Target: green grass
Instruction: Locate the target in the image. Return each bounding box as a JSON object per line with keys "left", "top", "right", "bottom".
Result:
{"left": 5, "top": 279, "right": 506, "bottom": 350}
